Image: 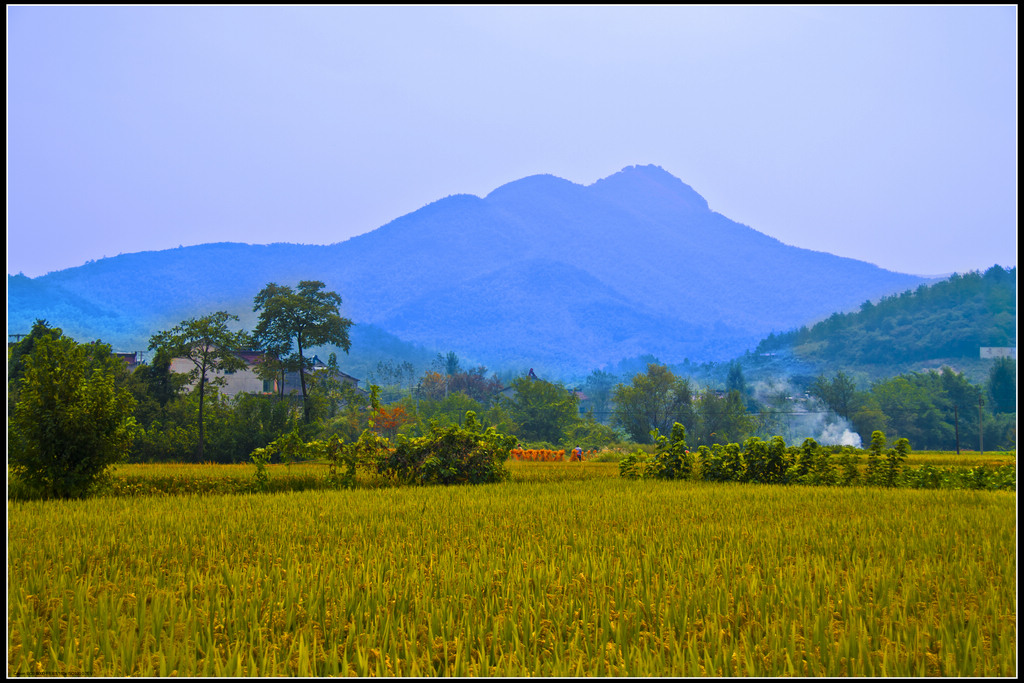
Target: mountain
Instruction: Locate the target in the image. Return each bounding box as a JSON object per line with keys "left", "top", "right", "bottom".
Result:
{"left": 7, "top": 165, "right": 928, "bottom": 375}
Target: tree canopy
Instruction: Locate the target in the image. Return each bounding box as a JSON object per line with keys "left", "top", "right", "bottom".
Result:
{"left": 612, "top": 363, "right": 693, "bottom": 443}
{"left": 253, "top": 280, "right": 353, "bottom": 423}
{"left": 9, "top": 332, "right": 138, "bottom": 498}
{"left": 149, "top": 311, "right": 248, "bottom": 461}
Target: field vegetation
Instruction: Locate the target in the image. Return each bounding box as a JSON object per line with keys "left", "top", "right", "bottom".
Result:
{"left": 8, "top": 469, "right": 1016, "bottom": 677}
{"left": 7, "top": 276, "right": 1016, "bottom": 677}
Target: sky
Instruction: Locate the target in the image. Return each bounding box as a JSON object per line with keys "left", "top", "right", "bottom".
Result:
{"left": 7, "top": 5, "right": 1017, "bottom": 279}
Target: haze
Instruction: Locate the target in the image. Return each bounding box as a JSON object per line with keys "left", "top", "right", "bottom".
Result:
{"left": 7, "top": 5, "right": 1017, "bottom": 279}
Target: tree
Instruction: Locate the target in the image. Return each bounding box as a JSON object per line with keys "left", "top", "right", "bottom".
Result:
{"left": 253, "top": 280, "right": 353, "bottom": 423}
{"left": 692, "top": 388, "right": 755, "bottom": 446}
{"left": 987, "top": 357, "right": 1016, "bottom": 414}
{"left": 499, "top": 376, "right": 579, "bottom": 444}
{"left": 582, "top": 369, "right": 618, "bottom": 423}
{"left": 809, "top": 371, "right": 861, "bottom": 420}
{"left": 611, "top": 364, "right": 693, "bottom": 443}
{"left": 9, "top": 333, "right": 138, "bottom": 498}
{"left": 149, "top": 311, "right": 249, "bottom": 461}
{"left": 726, "top": 362, "right": 747, "bottom": 396}
{"left": 8, "top": 319, "right": 65, "bottom": 415}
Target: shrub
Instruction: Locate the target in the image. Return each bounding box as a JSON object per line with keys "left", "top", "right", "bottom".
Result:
{"left": 648, "top": 423, "right": 693, "bottom": 480}
{"left": 9, "top": 334, "right": 139, "bottom": 499}
{"left": 377, "top": 411, "right": 516, "bottom": 486}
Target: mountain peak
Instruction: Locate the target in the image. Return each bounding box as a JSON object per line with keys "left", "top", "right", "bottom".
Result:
{"left": 484, "top": 173, "right": 584, "bottom": 202}
{"left": 590, "top": 164, "right": 710, "bottom": 213}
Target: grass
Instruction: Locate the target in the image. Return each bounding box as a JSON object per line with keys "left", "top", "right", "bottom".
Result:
{"left": 905, "top": 450, "right": 1015, "bottom": 467}
{"left": 7, "top": 469, "right": 1017, "bottom": 676}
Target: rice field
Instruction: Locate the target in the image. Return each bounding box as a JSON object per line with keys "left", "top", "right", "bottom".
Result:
{"left": 7, "top": 468, "right": 1016, "bottom": 676}
{"left": 905, "top": 450, "right": 1015, "bottom": 468}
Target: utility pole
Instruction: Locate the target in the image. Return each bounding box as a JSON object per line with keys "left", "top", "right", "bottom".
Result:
{"left": 978, "top": 397, "right": 984, "bottom": 456}
{"left": 953, "top": 405, "right": 960, "bottom": 455}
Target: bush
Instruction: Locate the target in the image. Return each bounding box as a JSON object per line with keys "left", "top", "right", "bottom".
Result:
{"left": 378, "top": 412, "right": 516, "bottom": 486}
{"left": 9, "top": 334, "right": 139, "bottom": 499}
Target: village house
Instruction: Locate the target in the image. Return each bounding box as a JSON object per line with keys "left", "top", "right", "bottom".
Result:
{"left": 279, "top": 354, "right": 365, "bottom": 397}
{"left": 168, "top": 349, "right": 277, "bottom": 398}
{"left": 112, "top": 351, "right": 143, "bottom": 372}
{"left": 169, "top": 350, "right": 365, "bottom": 400}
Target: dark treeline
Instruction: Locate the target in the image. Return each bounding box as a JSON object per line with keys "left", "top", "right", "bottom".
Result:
{"left": 8, "top": 267, "right": 1016, "bottom": 467}
{"left": 8, "top": 324, "right": 1016, "bottom": 467}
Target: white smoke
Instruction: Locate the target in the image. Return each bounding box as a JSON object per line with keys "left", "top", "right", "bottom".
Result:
{"left": 749, "top": 378, "right": 862, "bottom": 448}
{"left": 818, "top": 421, "right": 863, "bottom": 448}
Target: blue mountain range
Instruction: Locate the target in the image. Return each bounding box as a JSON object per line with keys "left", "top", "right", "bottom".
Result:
{"left": 8, "top": 164, "right": 926, "bottom": 375}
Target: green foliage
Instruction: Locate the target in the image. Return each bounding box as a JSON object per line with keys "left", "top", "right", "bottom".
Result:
{"left": 721, "top": 443, "right": 745, "bottom": 482}
{"left": 810, "top": 366, "right": 1013, "bottom": 452}
{"left": 9, "top": 333, "right": 139, "bottom": 499}
{"left": 253, "top": 280, "right": 354, "bottom": 423}
{"left": 883, "top": 437, "right": 911, "bottom": 488}
{"left": 559, "top": 417, "right": 621, "bottom": 452}
{"left": 611, "top": 363, "right": 693, "bottom": 443}
{"left": 499, "top": 376, "right": 579, "bottom": 444}
{"left": 757, "top": 266, "right": 1017, "bottom": 366}
{"left": 987, "top": 357, "right": 1016, "bottom": 413}
{"left": 619, "top": 429, "right": 1014, "bottom": 493}
{"left": 251, "top": 449, "right": 270, "bottom": 493}
{"left": 864, "top": 430, "right": 886, "bottom": 486}
{"left": 621, "top": 423, "right": 693, "bottom": 481}
{"left": 726, "top": 361, "right": 747, "bottom": 395}
{"left": 582, "top": 369, "right": 618, "bottom": 419}
{"left": 809, "top": 371, "right": 860, "bottom": 420}
{"left": 7, "top": 319, "right": 64, "bottom": 414}
{"left": 377, "top": 411, "right": 515, "bottom": 486}
{"left": 648, "top": 423, "right": 693, "bottom": 480}
{"left": 618, "top": 449, "right": 654, "bottom": 479}
{"left": 149, "top": 311, "right": 248, "bottom": 461}
{"left": 690, "top": 388, "right": 755, "bottom": 447}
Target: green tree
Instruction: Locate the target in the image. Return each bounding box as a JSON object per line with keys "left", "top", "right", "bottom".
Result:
{"left": 692, "top": 388, "right": 754, "bottom": 446}
{"left": 808, "top": 371, "right": 861, "bottom": 420}
{"left": 649, "top": 422, "right": 693, "bottom": 480}
{"left": 499, "top": 376, "right": 579, "bottom": 444}
{"left": 9, "top": 333, "right": 138, "bottom": 498}
{"left": 8, "top": 319, "right": 66, "bottom": 415}
{"left": 987, "top": 357, "right": 1016, "bottom": 414}
{"left": 253, "top": 280, "right": 353, "bottom": 423}
{"left": 611, "top": 364, "right": 693, "bottom": 444}
{"left": 726, "top": 362, "right": 747, "bottom": 396}
{"left": 582, "top": 369, "right": 618, "bottom": 423}
{"left": 149, "top": 311, "right": 249, "bottom": 462}
{"left": 123, "top": 346, "right": 187, "bottom": 428}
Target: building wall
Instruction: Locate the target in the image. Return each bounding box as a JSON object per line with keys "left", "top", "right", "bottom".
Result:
{"left": 980, "top": 347, "right": 1016, "bottom": 360}
{"left": 168, "top": 358, "right": 273, "bottom": 397}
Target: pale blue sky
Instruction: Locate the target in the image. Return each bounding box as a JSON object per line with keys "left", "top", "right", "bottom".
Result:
{"left": 7, "top": 5, "right": 1017, "bottom": 278}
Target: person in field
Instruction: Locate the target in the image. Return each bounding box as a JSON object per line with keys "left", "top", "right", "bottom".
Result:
{"left": 571, "top": 445, "right": 583, "bottom": 461}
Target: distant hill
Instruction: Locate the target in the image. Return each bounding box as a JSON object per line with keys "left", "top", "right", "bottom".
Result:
{"left": 752, "top": 265, "right": 1016, "bottom": 382}
{"left": 8, "top": 165, "right": 928, "bottom": 375}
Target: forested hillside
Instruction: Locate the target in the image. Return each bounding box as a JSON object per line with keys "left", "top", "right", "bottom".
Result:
{"left": 755, "top": 265, "right": 1016, "bottom": 371}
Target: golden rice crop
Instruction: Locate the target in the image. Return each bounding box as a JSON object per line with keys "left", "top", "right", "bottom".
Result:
{"left": 7, "top": 477, "right": 1016, "bottom": 676}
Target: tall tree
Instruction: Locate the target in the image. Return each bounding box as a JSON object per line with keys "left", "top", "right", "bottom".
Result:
{"left": 611, "top": 363, "right": 693, "bottom": 443}
{"left": 149, "top": 311, "right": 248, "bottom": 461}
{"left": 583, "top": 369, "right": 618, "bottom": 423}
{"left": 253, "top": 280, "right": 353, "bottom": 423}
{"left": 691, "top": 387, "right": 755, "bottom": 446}
{"left": 726, "top": 362, "right": 747, "bottom": 396}
{"left": 987, "top": 357, "right": 1016, "bottom": 414}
